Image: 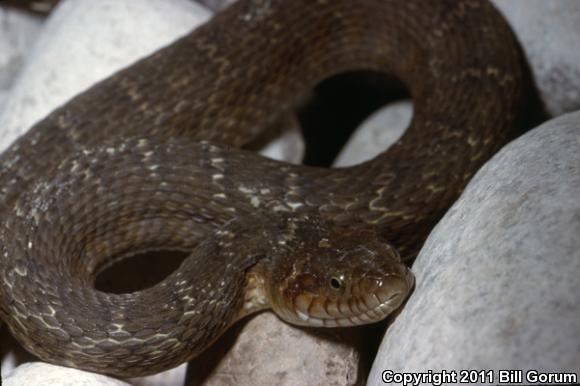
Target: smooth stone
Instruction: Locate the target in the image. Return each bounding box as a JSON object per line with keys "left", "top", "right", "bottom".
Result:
{"left": 1, "top": 327, "right": 36, "bottom": 380}
{"left": 0, "top": 6, "right": 43, "bottom": 112}
{"left": 0, "top": 0, "right": 212, "bottom": 153}
{"left": 334, "top": 101, "right": 412, "bottom": 167}
{"left": 493, "top": 0, "right": 580, "bottom": 116}
{"left": 259, "top": 125, "right": 304, "bottom": 163}
{"left": 3, "top": 362, "right": 131, "bottom": 386}
{"left": 368, "top": 111, "right": 580, "bottom": 385}
{"left": 195, "top": 0, "right": 237, "bottom": 12}
{"left": 131, "top": 364, "right": 187, "bottom": 386}
{"left": 188, "top": 312, "right": 362, "bottom": 386}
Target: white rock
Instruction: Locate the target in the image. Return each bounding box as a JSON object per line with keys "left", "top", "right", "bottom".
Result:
{"left": 493, "top": 0, "right": 580, "bottom": 116}
{"left": 0, "top": 6, "right": 44, "bottom": 112}
{"left": 258, "top": 114, "right": 304, "bottom": 164}
{"left": 4, "top": 362, "right": 131, "bottom": 386}
{"left": 0, "top": 0, "right": 212, "bottom": 152}
{"left": 368, "top": 111, "right": 580, "bottom": 385}
{"left": 196, "top": 0, "right": 237, "bottom": 12}
{"left": 334, "top": 101, "right": 412, "bottom": 167}
{"left": 188, "top": 313, "right": 362, "bottom": 386}
{"left": 131, "top": 365, "right": 187, "bottom": 386}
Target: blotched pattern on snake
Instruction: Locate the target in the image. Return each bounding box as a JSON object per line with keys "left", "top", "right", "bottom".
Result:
{"left": 0, "top": 0, "right": 524, "bottom": 377}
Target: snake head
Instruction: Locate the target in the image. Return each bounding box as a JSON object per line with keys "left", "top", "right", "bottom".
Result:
{"left": 265, "top": 221, "right": 414, "bottom": 327}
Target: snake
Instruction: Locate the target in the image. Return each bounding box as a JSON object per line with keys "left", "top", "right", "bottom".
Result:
{"left": 0, "top": 0, "right": 524, "bottom": 378}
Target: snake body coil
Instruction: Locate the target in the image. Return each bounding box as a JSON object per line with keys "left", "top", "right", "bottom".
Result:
{"left": 0, "top": 0, "right": 523, "bottom": 377}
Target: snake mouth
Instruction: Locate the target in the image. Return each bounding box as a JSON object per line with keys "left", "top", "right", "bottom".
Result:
{"left": 286, "top": 269, "right": 414, "bottom": 327}
{"left": 294, "top": 292, "right": 404, "bottom": 327}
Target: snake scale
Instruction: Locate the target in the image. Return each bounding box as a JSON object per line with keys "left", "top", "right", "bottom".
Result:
{"left": 0, "top": 0, "right": 523, "bottom": 378}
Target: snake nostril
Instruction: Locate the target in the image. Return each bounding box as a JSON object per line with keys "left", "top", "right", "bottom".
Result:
{"left": 94, "top": 250, "right": 188, "bottom": 294}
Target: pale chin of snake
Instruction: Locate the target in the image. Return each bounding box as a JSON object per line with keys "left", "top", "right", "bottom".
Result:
{"left": 0, "top": 0, "right": 524, "bottom": 379}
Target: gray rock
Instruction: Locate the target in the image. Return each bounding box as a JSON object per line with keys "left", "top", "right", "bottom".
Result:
{"left": 493, "top": 0, "right": 580, "bottom": 116}
{"left": 368, "top": 111, "right": 580, "bottom": 385}
{"left": 195, "top": 0, "right": 237, "bottom": 12}
{"left": 334, "top": 101, "right": 412, "bottom": 167}
{"left": 0, "top": 0, "right": 212, "bottom": 153}
{"left": 131, "top": 364, "right": 187, "bottom": 386}
{"left": 0, "top": 7, "right": 44, "bottom": 113}
{"left": 188, "top": 313, "right": 362, "bottom": 386}
{"left": 4, "top": 362, "right": 131, "bottom": 386}
{"left": 257, "top": 118, "right": 304, "bottom": 164}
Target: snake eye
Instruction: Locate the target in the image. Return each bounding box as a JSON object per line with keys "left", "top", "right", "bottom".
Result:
{"left": 329, "top": 277, "right": 343, "bottom": 290}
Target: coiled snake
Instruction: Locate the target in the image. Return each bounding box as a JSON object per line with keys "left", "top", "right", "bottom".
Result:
{"left": 0, "top": 0, "right": 523, "bottom": 378}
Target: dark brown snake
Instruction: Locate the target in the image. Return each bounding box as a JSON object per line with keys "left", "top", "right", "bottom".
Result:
{"left": 0, "top": 0, "right": 524, "bottom": 378}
